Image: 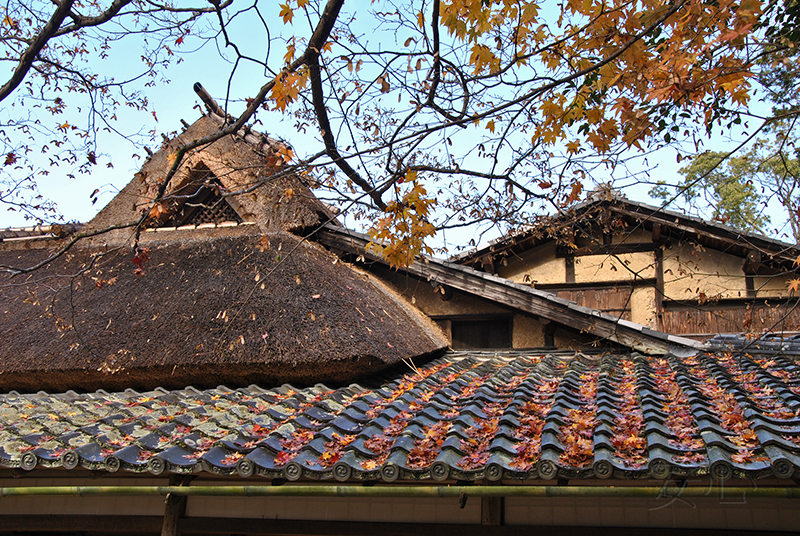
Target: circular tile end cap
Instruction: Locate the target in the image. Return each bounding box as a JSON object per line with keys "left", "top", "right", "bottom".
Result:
{"left": 485, "top": 462, "right": 503, "bottom": 481}
{"left": 283, "top": 462, "right": 302, "bottom": 481}
{"left": 147, "top": 457, "right": 165, "bottom": 475}
{"left": 105, "top": 455, "right": 121, "bottom": 473}
{"left": 771, "top": 458, "right": 794, "bottom": 480}
{"left": 381, "top": 462, "right": 399, "bottom": 482}
{"left": 711, "top": 459, "right": 732, "bottom": 482}
{"left": 333, "top": 462, "right": 352, "bottom": 481}
{"left": 648, "top": 458, "right": 671, "bottom": 480}
{"left": 430, "top": 461, "right": 450, "bottom": 481}
{"left": 593, "top": 459, "right": 613, "bottom": 479}
{"left": 20, "top": 452, "right": 37, "bottom": 471}
{"left": 61, "top": 450, "right": 79, "bottom": 470}
{"left": 536, "top": 459, "right": 557, "bottom": 480}
{"left": 237, "top": 458, "right": 255, "bottom": 478}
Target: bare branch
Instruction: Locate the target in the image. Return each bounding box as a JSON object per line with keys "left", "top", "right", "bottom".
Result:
{"left": 0, "top": 0, "right": 76, "bottom": 103}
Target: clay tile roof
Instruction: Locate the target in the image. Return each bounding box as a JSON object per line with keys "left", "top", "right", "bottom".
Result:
{"left": 1, "top": 348, "right": 798, "bottom": 482}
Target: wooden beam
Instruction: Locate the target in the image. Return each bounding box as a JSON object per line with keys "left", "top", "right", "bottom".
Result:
{"left": 162, "top": 492, "right": 187, "bottom": 536}
{"left": 652, "top": 222, "right": 662, "bottom": 243}
{"left": 162, "top": 475, "right": 191, "bottom": 536}
{"left": 544, "top": 322, "right": 555, "bottom": 347}
{"left": 655, "top": 248, "right": 664, "bottom": 331}
{"left": 565, "top": 254, "right": 575, "bottom": 284}
{"left": 746, "top": 275, "right": 755, "bottom": 300}
{"left": 743, "top": 250, "right": 762, "bottom": 275}
{"left": 480, "top": 255, "right": 495, "bottom": 274}
{"left": 555, "top": 242, "right": 660, "bottom": 258}
{"left": 616, "top": 206, "right": 797, "bottom": 265}
{"left": 534, "top": 279, "right": 658, "bottom": 291}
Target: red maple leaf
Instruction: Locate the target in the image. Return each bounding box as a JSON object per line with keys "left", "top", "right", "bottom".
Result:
{"left": 131, "top": 247, "right": 150, "bottom": 276}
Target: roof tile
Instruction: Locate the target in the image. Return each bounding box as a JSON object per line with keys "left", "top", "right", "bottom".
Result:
{"left": 1, "top": 350, "right": 800, "bottom": 481}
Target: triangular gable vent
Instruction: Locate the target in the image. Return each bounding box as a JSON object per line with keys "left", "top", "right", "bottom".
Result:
{"left": 162, "top": 165, "right": 243, "bottom": 227}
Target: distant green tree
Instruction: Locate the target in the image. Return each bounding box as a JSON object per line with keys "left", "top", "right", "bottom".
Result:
{"left": 652, "top": 0, "right": 800, "bottom": 242}
{"left": 652, "top": 141, "right": 800, "bottom": 240}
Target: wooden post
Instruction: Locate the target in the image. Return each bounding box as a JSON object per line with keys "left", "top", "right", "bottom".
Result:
{"left": 480, "top": 255, "right": 495, "bottom": 274}
{"left": 654, "top": 248, "right": 664, "bottom": 331}
{"left": 481, "top": 496, "right": 503, "bottom": 525}
{"left": 565, "top": 254, "right": 575, "bottom": 284}
{"left": 651, "top": 222, "right": 662, "bottom": 243}
{"left": 743, "top": 250, "right": 761, "bottom": 299}
{"left": 161, "top": 475, "right": 191, "bottom": 536}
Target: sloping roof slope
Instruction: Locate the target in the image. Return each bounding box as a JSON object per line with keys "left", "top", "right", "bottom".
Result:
{"left": 0, "top": 229, "right": 447, "bottom": 392}
{"left": 2, "top": 342, "right": 799, "bottom": 483}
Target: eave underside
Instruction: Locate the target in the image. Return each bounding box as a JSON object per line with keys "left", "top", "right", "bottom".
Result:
{"left": 0, "top": 474, "right": 798, "bottom": 534}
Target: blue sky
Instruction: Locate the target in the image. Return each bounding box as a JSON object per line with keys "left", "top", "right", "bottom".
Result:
{"left": 0, "top": 1, "right": 792, "bottom": 251}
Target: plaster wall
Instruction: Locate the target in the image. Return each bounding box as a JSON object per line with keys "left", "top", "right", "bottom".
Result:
{"left": 0, "top": 477, "right": 166, "bottom": 516}
{"left": 662, "top": 243, "right": 747, "bottom": 301}
{"left": 186, "top": 495, "right": 482, "bottom": 524}
{"left": 504, "top": 494, "right": 799, "bottom": 531}
{"left": 754, "top": 272, "right": 795, "bottom": 299}
{"left": 630, "top": 286, "right": 657, "bottom": 328}
{"left": 368, "top": 269, "right": 549, "bottom": 349}
{"left": 2, "top": 476, "right": 795, "bottom": 531}
{"left": 512, "top": 314, "right": 546, "bottom": 348}
{"left": 495, "top": 243, "right": 565, "bottom": 285}
{"left": 2, "top": 490, "right": 794, "bottom": 531}
{"left": 606, "top": 228, "right": 652, "bottom": 245}
{"left": 574, "top": 252, "right": 656, "bottom": 283}
{"left": 369, "top": 267, "right": 509, "bottom": 317}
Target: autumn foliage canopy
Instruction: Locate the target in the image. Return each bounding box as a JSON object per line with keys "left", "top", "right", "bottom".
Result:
{"left": 0, "top": 0, "right": 793, "bottom": 264}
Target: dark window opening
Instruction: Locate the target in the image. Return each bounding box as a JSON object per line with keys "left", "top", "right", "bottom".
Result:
{"left": 451, "top": 317, "right": 512, "bottom": 349}
{"left": 163, "top": 165, "right": 243, "bottom": 227}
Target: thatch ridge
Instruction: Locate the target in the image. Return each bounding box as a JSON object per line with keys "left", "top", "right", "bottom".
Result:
{"left": 85, "top": 115, "right": 334, "bottom": 246}
{"left": 0, "top": 230, "right": 447, "bottom": 392}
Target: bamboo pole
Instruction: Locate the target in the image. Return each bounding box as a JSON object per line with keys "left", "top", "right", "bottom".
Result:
{"left": 1, "top": 485, "right": 799, "bottom": 499}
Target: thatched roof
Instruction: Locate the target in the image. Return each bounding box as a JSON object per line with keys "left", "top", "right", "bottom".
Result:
{"left": 0, "top": 112, "right": 447, "bottom": 393}
{"left": 86, "top": 114, "right": 334, "bottom": 245}
{"left": 0, "top": 227, "right": 447, "bottom": 392}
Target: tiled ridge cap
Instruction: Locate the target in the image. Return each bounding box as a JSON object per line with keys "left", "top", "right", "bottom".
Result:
{"left": 707, "top": 333, "right": 800, "bottom": 355}
{"left": 451, "top": 196, "right": 799, "bottom": 263}
{"left": 316, "top": 224, "right": 704, "bottom": 355}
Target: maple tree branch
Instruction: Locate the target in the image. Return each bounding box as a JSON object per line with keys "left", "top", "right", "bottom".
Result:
{"left": 0, "top": 221, "right": 138, "bottom": 276}
{"left": 0, "top": 0, "right": 76, "bottom": 103}
{"left": 54, "top": 0, "right": 133, "bottom": 36}
{"left": 374, "top": 0, "right": 691, "bottom": 160}
{"left": 425, "top": 0, "right": 442, "bottom": 107}
{"left": 306, "top": 0, "right": 386, "bottom": 210}
{"left": 408, "top": 164, "right": 543, "bottom": 200}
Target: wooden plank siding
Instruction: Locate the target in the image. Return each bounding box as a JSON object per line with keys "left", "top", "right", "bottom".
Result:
{"left": 662, "top": 301, "right": 800, "bottom": 336}
{"left": 555, "top": 287, "right": 633, "bottom": 321}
